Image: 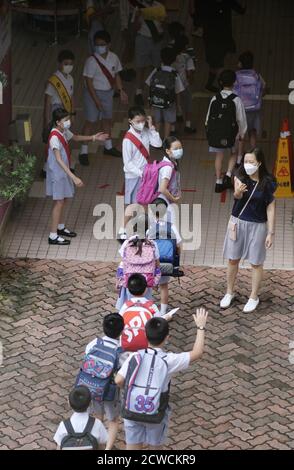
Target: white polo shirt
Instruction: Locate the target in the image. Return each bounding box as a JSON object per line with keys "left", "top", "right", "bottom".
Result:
{"left": 53, "top": 412, "right": 108, "bottom": 447}
{"left": 173, "top": 53, "right": 195, "bottom": 89}
{"left": 146, "top": 65, "right": 185, "bottom": 94}
{"left": 83, "top": 51, "right": 122, "bottom": 91}
{"left": 45, "top": 70, "right": 74, "bottom": 106}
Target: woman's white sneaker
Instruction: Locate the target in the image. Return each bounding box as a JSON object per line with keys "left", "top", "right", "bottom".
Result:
{"left": 220, "top": 293, "right": 235, "bottom": 309}
{"left": 243, "top": 297, "right": 259, "bottom": 313}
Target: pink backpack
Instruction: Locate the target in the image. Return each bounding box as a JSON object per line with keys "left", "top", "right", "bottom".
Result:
{"left": 136, "top": 161, "right": 175, "bottom": 205}
{"left": 233, "top": 70, "right": 263, "bottom": 111}
{"left": 120, "top": 241, "right": 161, "bottom": 288}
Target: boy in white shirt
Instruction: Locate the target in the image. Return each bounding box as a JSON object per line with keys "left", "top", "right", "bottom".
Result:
{"left": 146, "top": 47, "right": 185, "bottom": 139}
{"left": 115, "top": 308, "right": 208, "bottom": 450}
{"left": 118, "top": 106, "right": 162, "bottom": 240}
{"left": 80, "top": 30, "right": 128, "bottom": 165}
{"left": 53, "top": 386, "right": 108, "bottom": 450}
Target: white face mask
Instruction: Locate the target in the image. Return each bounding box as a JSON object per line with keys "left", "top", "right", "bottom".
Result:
{"left": 63, "top": 65, "right": 73, "bottom": 74}
{"left": 63, "top": 119, "right": 71, "bottom": 130}
{"left": 132, "top": 121, "right": 145, "bottom": 132}
{"left": 244, "top": 163, "right": 259, "bottom": 175}
{"left": 95, "top": 45, "right": 107, "bottom": 55}
{"left": 171, "top": 148, "right": 183, "bottom": 160}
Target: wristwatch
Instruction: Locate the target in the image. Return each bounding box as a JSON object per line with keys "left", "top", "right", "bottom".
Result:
{"left": 197, "top": 326, "right": 206, "bottom": 331}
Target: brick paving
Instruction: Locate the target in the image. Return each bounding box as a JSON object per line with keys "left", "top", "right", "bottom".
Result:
{"left": 0, "top": 258, "right": 293, "bottom": 450}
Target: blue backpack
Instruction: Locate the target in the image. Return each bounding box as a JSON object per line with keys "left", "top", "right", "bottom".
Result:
{"left": 149, "top": 222, "right": 182, "bottom": 276}
{"left": 75, "top": 338, "right": 121, "bottom": 403}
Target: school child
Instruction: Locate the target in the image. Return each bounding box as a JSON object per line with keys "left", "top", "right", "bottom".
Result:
{"left": 148, "top": 197, "right": 183, "bottom": 315}
{"left": 118, "top": 106, "right": 162, "bottom": 241}
{"left": 43, "top": 50, "right": 75, "bottom": 175}
{"left": 133, "top": 0, "right": 167, "bottom": 107}
{"left": 79, "top": 30, "right": 128, "bottom": 166}
{"left": 173, "top": 35, "right": 197, "bottom": 134}
{"left": 86, "top": 0, "right": 115, "bottom": 53}
{"left": 76, "top": 313, "right": 125, "bottom": 450}
{"left": 115, "top": 308, "right": 208, "bottom": 450}
{"left": 205, "top": 69, "right": 247, "bottom": 193}
{"left": 46, "top": 108, "right": 108, "bottom": 246}
{"left": 53, "top": 386, "right": 108, "bottom": 450}
{"left": 145, "top": 47, "right": 185, "bottom": 139}
{"left": 233, "top": 51, "right": 266, "bottom": 164}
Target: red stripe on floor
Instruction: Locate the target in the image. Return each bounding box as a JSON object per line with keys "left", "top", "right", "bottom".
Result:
{"left": 220, "top": 190, "right": 227, "bottom": 203}
{"left": 182, "top": 189, "right": 197, "bottom": 192}
{"left": 98, "top": 184, "right": 110, "bottom": 189}
{"left": 117, "top": 182, "right": 125, "bottom": 196}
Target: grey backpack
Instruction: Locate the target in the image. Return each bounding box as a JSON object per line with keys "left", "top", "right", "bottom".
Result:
{"left": 60, "top": 416, "right": 99, "bottom": 450}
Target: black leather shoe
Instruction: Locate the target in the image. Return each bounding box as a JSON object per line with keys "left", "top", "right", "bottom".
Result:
{"left": 184, "top": 126, "right": 197, "bottom": 134}
{"left": 215, "top": 183, "right": 224, "bottom": 193}
{"left": 134, "top": 93, "right": 144, "bottom": 106}
{"left": 79, "top": 154, "right": 89, "bottom": 166}
{"left": 223, "top": 175, "right": 234, "bottom": 189}
{"left": 48, "top": 237, "right": 70, "bottom": 245}
{"left": 57, "top": 228, "right": 77, "bottom": 238}
{"left": 103, "top": 147, "right": 122, "bottom": 158}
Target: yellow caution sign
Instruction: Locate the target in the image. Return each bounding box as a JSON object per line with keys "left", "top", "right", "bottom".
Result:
{"left": 141, "top": 5, "right": 166, "bottom": 21}
{"left": 274, "top": 137, "right": 294, "bottom": 198}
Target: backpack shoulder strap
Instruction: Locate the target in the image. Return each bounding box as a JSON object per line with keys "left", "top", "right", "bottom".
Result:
{"left": 84, "top": 416, "right": 96, "bottom": 435}
{"left": 143, "top": 300, "right": 156, "bottom": 314}
{"left": 124, "top": 131, "right": 150, "bottom": 161}
{"left": 63, "top": 418, "right": 76, "bottom": 437}
{"left": 228, "top": 93, "right": 237, "bottom": 101}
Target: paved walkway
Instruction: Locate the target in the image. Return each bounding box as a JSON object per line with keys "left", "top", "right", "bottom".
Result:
{"left": 0, "top": 259, "right": 293, "bottom": 450}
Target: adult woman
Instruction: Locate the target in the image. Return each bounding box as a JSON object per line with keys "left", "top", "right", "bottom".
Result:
{"left": 221, "top": 148, "right": 276, "bottom": 313}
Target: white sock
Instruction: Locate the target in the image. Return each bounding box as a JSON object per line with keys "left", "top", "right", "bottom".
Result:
{"left": 136, "top": 89, "right": 142, "bottom": 95}
{"left": 226, "top": 171, "right": 232, "bottom": 177}
{"left": 171, "top": 125, "right": 175, "bottom": 132}
{"left": 216, "top": 178, "right": 223, "bottom": 184}
{"left": 49, "top": 232, "right": 58, "bottom": 240}
{"left": 161, "top": 304, "right": 168, "bottom": 315}
{"left": 58, "top": 224, "right": 65, "bottom": 230}
{"left": 104, "top": 139, "right": 112, "bottom": 150}
{"left": 237, "top": 154, "right": 242, "bottom": 164}
{"left": 81, "top": 144, "right": 88, "bottom": 154}
{"left": 185, "top": 120, "right": 191, "bottom": 127}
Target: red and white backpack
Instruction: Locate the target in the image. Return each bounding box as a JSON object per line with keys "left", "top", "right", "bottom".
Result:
{"left": 121, "top": 300, "right": 157, "bottom": 352}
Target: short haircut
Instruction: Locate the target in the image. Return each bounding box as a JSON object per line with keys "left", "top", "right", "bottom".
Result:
{"left": 128, "top": 106, "right": 146, "bottom": 119}
{"left": 238, "top": 50, "right": 254, "bottom": 69}
{"left": 103, "top": 313, "right": 124, "bottom": 339}
{"left": 69, "top": 386, "right": 91, "bottom": 412}
{"left": 174, "top": 35, "right": 189, "bottom": 54}
{"left": 167, "top": 21, "right": 185, "bottom": 39}
{"left": 150, "top": 197, "right": 168, "bottom": 218}
{"left": 52, "top": 107, "right": 70, "bottom": 124}
{"left": 94, "top": 30, "right": 111, "bottom": 44}
{"left": 145, "top": 317, "right": 169, "bottom": 346}
{"left": 127, "top": 273, "right": 147, "bottom": 296}
{"left": 218, "top": 69, "right": 236, "bottom": 88}
{"left": 161, "top": 47, "right": 177, "bottom": 66}
{"left": 58, "top": 49, "right": 75, "bottom": 63}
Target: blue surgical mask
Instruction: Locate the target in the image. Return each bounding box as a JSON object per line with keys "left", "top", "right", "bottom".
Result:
{"left": 172, "top": 148, "right": 183, "bottom": 160}
{"left": 95, "top": 45, "right": 107, "bottom": 55}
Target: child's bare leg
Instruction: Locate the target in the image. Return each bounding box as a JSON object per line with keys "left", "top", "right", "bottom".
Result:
{"left": 160, "top": 282, "right": 169, "bottom": 315}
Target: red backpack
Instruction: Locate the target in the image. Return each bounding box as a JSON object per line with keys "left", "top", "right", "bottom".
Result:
{"left": 121, "top": 300, "right": 157, "bottom": 352}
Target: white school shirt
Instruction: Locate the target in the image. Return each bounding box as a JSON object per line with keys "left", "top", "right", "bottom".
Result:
{"left": 137, "top": 1, "right": 164, "bottom": 38}
{"left": 157, "top": 156, "right": 180, "bottom": 204}
{"left": 123, "top": 125, "right": 162, "bottom": 179}
{"left": 45, "top": 70, "right": 74, "bottom": 106}
{"left": 147, "top": 220, "right": 182, "bottom": 245}
{"left": 118, "top": 347, "right": 190, "bottom": 393}
{"left": 48, "top": 128, "right": 73, "bottom": 177}
{"left": 146, "top": 65, "right": 185, "bottom": 94}
{"left": 83, "top": 51, "right": 122, "bottom": 91}
{"left": 119, "top": 297, "right": 161, "bottom": 317}
{"left": 53, "top": 412, "right": 108, "bottom": 447}
{"left": 173, "top": 53, "right": 195, "bottom": 89}
{"left": 205, "top": 89, "right": 248, "bottom": 138}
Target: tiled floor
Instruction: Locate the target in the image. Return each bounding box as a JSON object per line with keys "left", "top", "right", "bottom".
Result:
{"left": 1, "top": 0, "right": 294, "bottom": 268}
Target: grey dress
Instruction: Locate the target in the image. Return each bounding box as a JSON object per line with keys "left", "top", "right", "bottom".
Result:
{"left": 46, "top": 128, "right": 75, "bottom": 200}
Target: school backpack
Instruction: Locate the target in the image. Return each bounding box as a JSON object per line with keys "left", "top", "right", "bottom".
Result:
{"left": 121, "top": 348, "right": 170, "bottom": 423}
{"left": 75, "top": 338, "right": 121, "bottom": 403}
{"left": 148, "top": 222, "right": 183, "bottom": 277}
{"left": 206, "top": 93, "right": 238, "bottom": 149}
{"left": 136, "top": 160, "right": 175, "bottom": 205}
{"left": 119, "top": 240, "right": 160, "bottom": 288}
{"left": 233, "top": 70, "right": 262, "bottom": 111}
{"left": 149, "top": 68, "right": 177, "bottom": 109}
{"left": 121, "top": 300, "right": 157, "bottom": 352}
{"left": 60, "top": 416, "right": 98, "bottom": 450}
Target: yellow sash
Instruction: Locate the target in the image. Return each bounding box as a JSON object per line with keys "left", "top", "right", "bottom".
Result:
{"left": 48, "top": 74, "right": 73, "bottom": 114}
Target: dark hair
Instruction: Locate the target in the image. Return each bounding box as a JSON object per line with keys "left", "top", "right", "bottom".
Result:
{"left": 52, "top": 108, "right": 69, "bottom": 126}
{"left": 162, "top": 135, "right": 181, "bottom": 152}
{"left": 238, "top": 50, "right": 254, "bottom": 69}
{"left": 94, "top": 30, "right": 111, "bottom": 44}
{"left": 128, "top": 106, "right": 146, "bottom": 119}
{"left": 173, "top": 35, "right": 189, "bottom": 55}
{"left": 167, "top": 21, "right": 185, "bottom": 39}
{"left": 145, "top": 317, "right": 169, "bottom": 346}
{"left": 236, "top": 148, "right": 277, "bottom": 191}
{"left": 69, "top": 386, "right": 91, "bottom": 412}
{"left": 103, "top": 313, "right": 124, "bottom": 339}
{"left": 161, "top": 47, "right": 177, "bottom": 66}
{"left": 150, "top": 197, "right": 168, "bottom": 218}
{"left": 218, "top": 69, "right": 236, "bottom": 88}
{"left": 58, "top": 49, "right": 75, "bottom": 63}
{"left": 127, "top": 273, "right": 147, "bottom": 296}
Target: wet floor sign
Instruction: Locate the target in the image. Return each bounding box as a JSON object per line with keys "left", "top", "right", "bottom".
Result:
{"left": 274, "top": 122, "right": 294, "bottom": 198}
